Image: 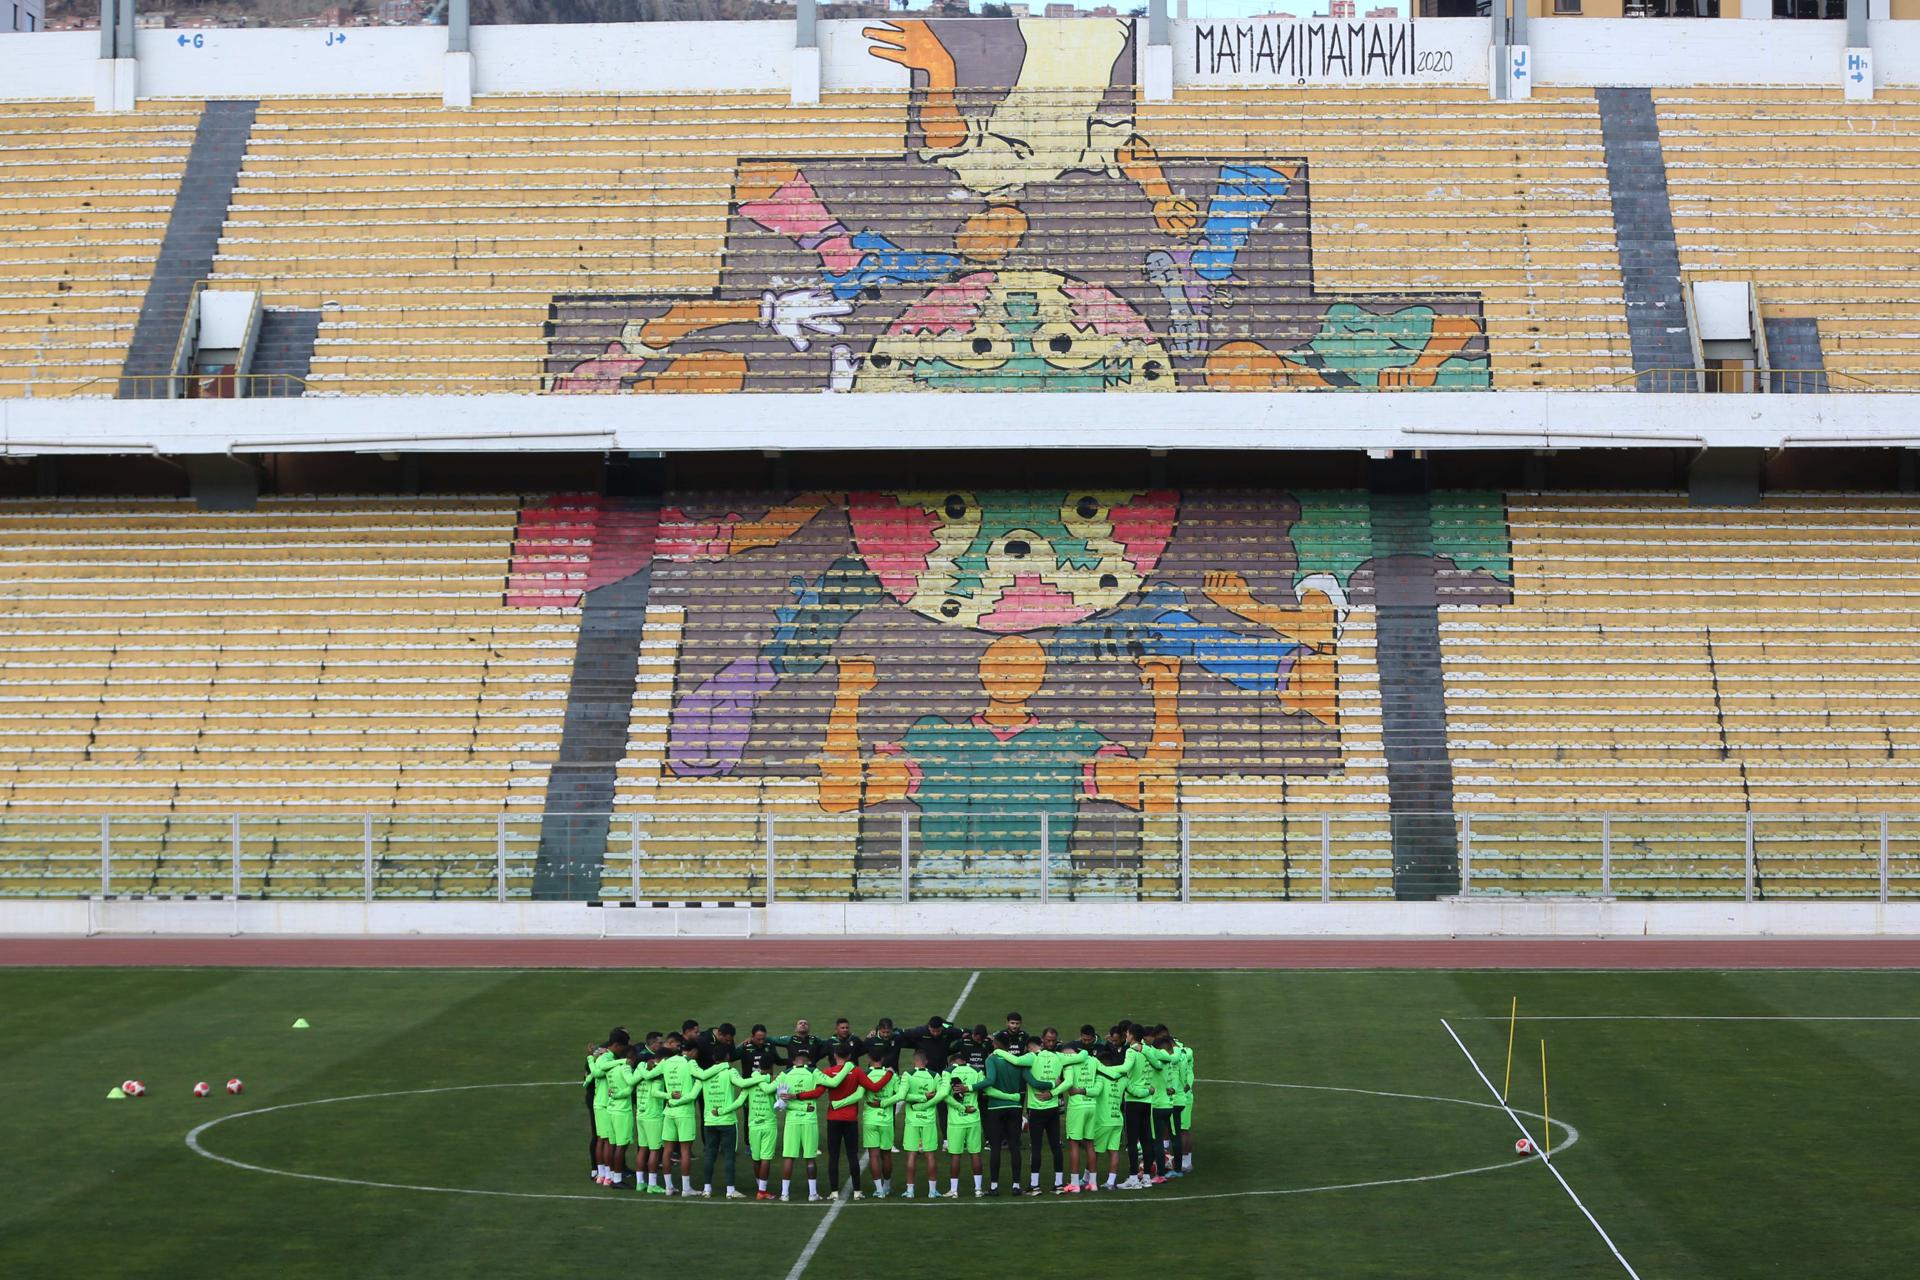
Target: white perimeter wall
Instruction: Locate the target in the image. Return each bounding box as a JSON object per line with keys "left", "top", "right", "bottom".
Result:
{"left": 473, "top": 21, "right": 793, "bottom": 95}
{"left": 6, "top": 18, "right": 1920, "bottom": 102}
{"left": 2, "top": 897, "right": 1917, "bottom": 938}
{"left": 132, "top": 26, "right": 447, "bottom": 98}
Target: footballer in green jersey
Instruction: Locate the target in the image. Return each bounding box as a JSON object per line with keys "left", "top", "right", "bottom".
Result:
{"left": 587, "top": 1037, "right": 623, "bottom": 1185}
{"left": 733, "top": 1065, "right": 780, "bottom": 1199}
{"left": 1057, "top": 1040, "right": 1100, "bottom": 1192}
{"left": 1174, "top": 1039, "right": 1195, "bottom": 1170}
{"left": 1092, "top": 1051, "right": 1130, "bottom": 1188}
{"left": 1141, "top": 1031, "right": 1183, "bottom": 1179}
{"left": 658, "top": 1039, "right": 704, "bottom": 1195}
{"left": 777, "top": 1048, "right": 829, "bottom": 1202}
{"left": 694, "top": 1057, "right": 746, "bottom": 1198}
{"left": 897, "top": 1050, "right": 945, "bottom": 1198}
{"left": 606, "top": 1048, "right": 641, "bottom": 1154}
{"left": 1022, "top": 1028, "right": 1070, "bottom": 1193}
{"left": 942, "top": 1061, "right": 986, "bottom": 1197}
{"left": 857, "top": 1062, "right": 905, "bottom": 1197}
{"left": 632, "top": 1052, "right": 670, "bottom": 1194}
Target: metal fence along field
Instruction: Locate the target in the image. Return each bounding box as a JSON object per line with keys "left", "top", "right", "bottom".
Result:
{"left": 2, "top": 810, "right": 1915, "bottom": 903}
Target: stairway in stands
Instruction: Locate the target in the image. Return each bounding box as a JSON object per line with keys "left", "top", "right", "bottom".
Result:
{"left": 249, "top": 309, "right": 322, "bottom": 397}
{"left": 1370, "top": 461, "right": 1462, "bottom": 899}
{"left": 516, "top": 497, "right": 661, "bottom": 899}
{"left": 118, "top": 100, "right": 258, "bottom": 398}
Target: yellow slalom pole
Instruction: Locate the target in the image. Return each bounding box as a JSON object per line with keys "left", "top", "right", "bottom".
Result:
{"left": 1502, "top": 997, "right": 1518, "bottom": 1102}
{"left": 1541, "top": 1039, "right": 1551, "bottom": 1156}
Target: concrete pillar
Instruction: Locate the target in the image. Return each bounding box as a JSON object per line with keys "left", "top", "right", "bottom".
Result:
{"left": 95, "top": 0, "right": 137, "bottom": 112}
{"left": 793, "top": 0, "right": 820, "bottom": 105}
{"left": 1143, "top": 0, "right": 1172, "bottom": 103}
{"left": 1488, "top": 1, "right": 1506, "bottom": 100}
{"left": 1845, "top": 0, "right": 1872, "bottom": 101}
{"left": 1688, "top": 447, "right": 1762, "bottom": 508}
{"left": 185, "top": 455, "right": 260, "bottom": 512}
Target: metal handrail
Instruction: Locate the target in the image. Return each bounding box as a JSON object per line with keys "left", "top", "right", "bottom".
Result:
{"left": 60, "top": 371, "right": 312, "bottom": 400}
{"left": 2, "top": 808, "right": 1908, "bottom": 905}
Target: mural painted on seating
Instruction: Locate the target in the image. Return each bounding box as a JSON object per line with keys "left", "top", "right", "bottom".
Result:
{"left": 542, "top": 18, "right": 1490, "bottom": 394}
{"left": 511, "top": 489, "right": 1512, "bottom": 884}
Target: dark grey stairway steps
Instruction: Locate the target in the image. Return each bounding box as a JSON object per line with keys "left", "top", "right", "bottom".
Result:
{"left": 119, "top": 100, "right": 258, "bottom": 398}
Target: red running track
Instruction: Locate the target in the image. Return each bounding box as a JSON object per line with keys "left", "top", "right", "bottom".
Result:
{"left": 1, "top": 936, "right": 1917, "bottom": 969}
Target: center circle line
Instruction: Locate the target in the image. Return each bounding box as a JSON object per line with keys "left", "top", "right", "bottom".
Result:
{"left": 183, "top": 1076, "right": 1579, "bottom": 1207}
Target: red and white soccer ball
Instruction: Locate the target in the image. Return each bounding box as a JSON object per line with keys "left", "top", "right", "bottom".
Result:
{"left": 122, "top": 1080, "right": 146, "bottom": 1097}
{"left": 1515, "top": 1137, "right": 1538, "bottom": 1157}
{"left": 192, "top": 1081, "right": 212, "bottom": 1098}
{"left": 225, "top": 1078, "right": 244, "bottom": 1095}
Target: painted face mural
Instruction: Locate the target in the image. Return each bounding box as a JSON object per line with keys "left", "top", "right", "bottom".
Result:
{"left": 846, "top": 489, "right": 1177, "bottom": 631}
{"left": 856, "top": 273, "right": 1174, "bottom": 393}
{"left": 542, "top": 18, "right": 1491, "bottom": 396}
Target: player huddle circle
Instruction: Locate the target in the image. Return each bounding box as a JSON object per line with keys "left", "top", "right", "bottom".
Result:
{"left": 586, "top": 1011, "right": 1195, "bottom": 1202}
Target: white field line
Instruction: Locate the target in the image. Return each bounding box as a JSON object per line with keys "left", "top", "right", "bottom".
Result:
{"left": 783, "top": 968, "right": 980, "bottom": 1280}
{"left": 184, "top": 1076, "right": 1574, "bottom": 1211}
{"left": 1440, "top": 1018, "right": 1643, "bottom": 1280}
{"left": 1475, "top": 1015, "right": 1920, "bottom": 1022}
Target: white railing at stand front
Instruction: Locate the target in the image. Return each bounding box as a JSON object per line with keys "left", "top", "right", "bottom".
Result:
{"left": 0, "top": 811, "right": 1911, "bottom": 903}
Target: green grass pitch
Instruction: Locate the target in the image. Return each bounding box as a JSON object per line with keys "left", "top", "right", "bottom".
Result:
{"left": 3, "top": 966, "right": 1917, "bottom": 1278}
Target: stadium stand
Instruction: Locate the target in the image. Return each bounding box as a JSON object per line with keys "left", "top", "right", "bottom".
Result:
{"left": 0, "top": 497, "right": 576, "bottom": 898}
{"left": 0, "top": 100, "right": 198, "bottom": 398}
{"left": 1445, "top": 492, "right": 1920, "bottom": 897}
{"left": 212, "top": 93, "right": 908, "bottom": 396}
{"left": 1656, "top": 88, "right": 1920, "bottom": 391}
{"left": 201, "top": 86, "right": 1625, "bottom": 395}
{"left": 6, "top": 15, "right": 1920, "bottom": 916}
{"left": 1150, "top": 86, "right": 1630, "bottom": 391}
{"left": 4, "top": 482, "right": 1913, "bottom": 902}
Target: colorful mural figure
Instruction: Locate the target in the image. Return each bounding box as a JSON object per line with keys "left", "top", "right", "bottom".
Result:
{"left": 819, "top": 636, "right": 1185, "bottom": 858}
{"left": 544, "top": 18, "right": 1490, "bottom": 394}
{"left": 509, "top": 486, "right": 1514, "bottom": 887}
{"left": 655, "top": 490, "right": 1343, "bottom": 795}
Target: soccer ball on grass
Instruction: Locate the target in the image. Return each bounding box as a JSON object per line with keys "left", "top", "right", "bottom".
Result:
{"left": 1514, "top": 1137, "right": 1538, "bottom": 1157}
{"left": 226, "top": 1078, "right": 244, "bottom": 1095}
{"left": 192, "top": 1082, "right": 212, "bottom": 1097}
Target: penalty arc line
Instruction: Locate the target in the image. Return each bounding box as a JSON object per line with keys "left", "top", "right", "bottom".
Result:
{"left": 1440, "top": 1017, "right": 1643, "bottom": 1280}
{"left": 783, "top": 968, "right": 981, "bottom": 1280}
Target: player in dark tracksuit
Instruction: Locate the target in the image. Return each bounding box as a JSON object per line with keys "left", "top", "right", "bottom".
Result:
{"left": 955, "top": 1025, "right": 993, "bottom": 1072}
{"left": 693, "top": 1023, "right": 736, "bottom": 1069}
{"left": 863, "top": 1018, "right": 903, "bottom": 1070}
{"left": 980, "top": 1031, "right": 1045, "bottom": 1195}
{"left": 734, "top": 1025, "right": 784, "bottom": 1075}
{"left": 770, "top": 1020, "right": 834, "bottom": 1066}
{"left": 896, "top": 1016, "right": 962, "bottom": 1070}
{"left": 826, "top": 1018, "right": 863, "bottom": 1065}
